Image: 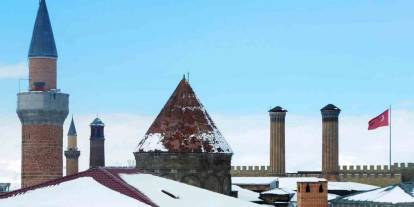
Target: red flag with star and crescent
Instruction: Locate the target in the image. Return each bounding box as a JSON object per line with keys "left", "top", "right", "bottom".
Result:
{"left": 368, "top": 110, "right": 389, "bottom": 130}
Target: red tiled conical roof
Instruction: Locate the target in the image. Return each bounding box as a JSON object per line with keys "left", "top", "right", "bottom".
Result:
{"left": 136, "top": 77, "right": 232, "bottom": 153}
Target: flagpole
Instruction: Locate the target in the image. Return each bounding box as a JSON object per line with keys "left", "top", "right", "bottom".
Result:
{"left": 389, "top": 105, "right": 392, "bottom": 174}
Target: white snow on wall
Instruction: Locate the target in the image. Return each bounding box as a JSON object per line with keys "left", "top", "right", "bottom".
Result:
{"left": 0, "top": 177, "right": 150, "bottom": 207}
{"left": 121, "top": 174, "right": 262, "bottom": 207}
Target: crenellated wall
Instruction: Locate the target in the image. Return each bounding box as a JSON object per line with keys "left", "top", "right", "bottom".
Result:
{"left": 231, "top": 163, "right": 412, "bottom": 187}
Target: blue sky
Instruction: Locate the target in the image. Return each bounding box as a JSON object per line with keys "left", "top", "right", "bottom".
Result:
{"left": 0, "top": 0, "right": 413, "bottom": 117}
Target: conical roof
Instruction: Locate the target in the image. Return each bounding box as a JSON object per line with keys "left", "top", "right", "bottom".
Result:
{"left": 321, "top": 104, "right": 341, "bottom": 111}
{"left": 28, "top": 0, "right": 58, "bottom": 58}
{"left": 68, "top": 117, "right": 77, "bottom": 136}
{"left": 269, "top": 106, "right": 287, "bottom": 113}
{"left": 136, "top": 77, "right": 232, "bottom": 153}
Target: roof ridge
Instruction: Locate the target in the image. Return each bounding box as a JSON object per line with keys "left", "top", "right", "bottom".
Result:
{"left": 95, "top": 167, "right": 159, "bottom": 207}
{"left": 0, "top": 169, "right": 92, "bottom": 199}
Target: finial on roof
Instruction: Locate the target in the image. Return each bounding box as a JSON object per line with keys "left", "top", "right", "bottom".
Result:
{"left": 68, "top": 117, "right": 77, "bottom": 136}
{"left": 28, "top": 0, "right": 58, "bottom": 58}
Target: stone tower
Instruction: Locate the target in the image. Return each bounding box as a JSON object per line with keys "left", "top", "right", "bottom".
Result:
{"left": 297, "top": 181, "right": 328, "bottom": 207}
{"left": 89, "top": 118, "right": 105, "bottom": 168}
{"left": 64, "top": 118, "right": 80, "bottom": 176}
{"left": 269, "top": 106, "right": 287, "bottom": 175}
{"left": 321, "top": 104, "right": 341, "bottom": 181}
{"left": 134, "top": 77, "right": 233, "bottom": 195}
{"left": 17, "top": 0, "right": 69, "bottom": 188}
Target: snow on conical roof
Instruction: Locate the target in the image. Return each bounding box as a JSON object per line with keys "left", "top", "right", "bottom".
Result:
{"left": 136, "top": 77, "right": 232, "bottom": 153}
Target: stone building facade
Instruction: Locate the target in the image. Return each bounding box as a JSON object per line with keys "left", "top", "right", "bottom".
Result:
{"left": 134, "top": 77, "right": 233, "bottom": 195}
{"left": 17, "top": 0, "right": 69, "bottom": 188}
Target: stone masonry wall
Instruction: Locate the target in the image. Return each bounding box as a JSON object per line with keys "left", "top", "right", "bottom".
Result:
{"left": 29, "top": 58, "right": 57, "bottom": 91}
{"left": 135, "top": 152, "right": 233, "bottom": 195}
{"left": 22, "top": 125, "right": 63, "bottom": 188}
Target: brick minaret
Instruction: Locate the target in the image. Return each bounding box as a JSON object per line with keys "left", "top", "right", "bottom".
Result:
{"left": 269, "top": 106, "right": 287, "bottom": 175}
{"left": 321, "top": 104, "right": 341, "bottom": 181}
{"left": 89, "top": 118, "right": 105, "bottom": 168}
{"left": 64, "top": 118, "right": 80, "bottom": 176}
{"left": 297, "top": 181, "right": 328, "bottom": 207}
{"left": 17, "top": 0, "right": 69, "bottom": 188}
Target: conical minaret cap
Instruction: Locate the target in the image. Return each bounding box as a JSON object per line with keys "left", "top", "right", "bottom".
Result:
{"left": 28, "top": 0, "right": 58, "bottom": 58}
{"left": 68, "top": 117, "right": 77, "bottom": 136}
{"left": 136, "top": 77, "right": 232, "bottom": 153}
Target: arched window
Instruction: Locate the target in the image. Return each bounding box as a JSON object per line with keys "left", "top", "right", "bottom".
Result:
{"left": 297, "top": 185, "right": 300, "bottom": 192}
{"left": 306, "top": 184, "right": 310, "bottom": 192}
{"left": 319, "top": 184, "right": 324, "bottom": 193}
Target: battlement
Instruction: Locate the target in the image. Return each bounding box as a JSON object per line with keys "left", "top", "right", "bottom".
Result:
{"left": 231, "top": 164, "right": 409, "bottom": 187}
{"left": 231, "top": 166, "right": 273, "bottom": 177}
{"left": 340, "top": 162, "right": 414, "bottom": 173}
{"left": 231, "top": 163, "right": 414, "bottom": 176}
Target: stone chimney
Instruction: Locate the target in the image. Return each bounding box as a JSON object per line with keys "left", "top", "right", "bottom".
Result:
{"left": 297, "top": 181, "right": 328, "bottom": 207}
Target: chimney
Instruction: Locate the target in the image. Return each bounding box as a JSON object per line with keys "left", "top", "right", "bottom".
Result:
{"left": 297, "top": 181, "right": 328, "bottom": 207}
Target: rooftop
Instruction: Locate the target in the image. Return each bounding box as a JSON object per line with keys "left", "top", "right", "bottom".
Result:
{"left": 269, "top": 106, "right": 287, "bottom": 113}
{"left": 321, "top": 104, "right": 341, "bottom": 111}
{"left": 334, "top": 183, "right": 414, "bottom": 204}
{"left": 91, "top": 117, "right": 105, "bottom": 126}
{"left": 136, "top": 77, "right": 232, "bottom": 153}
{"left": 0, "top": 167, "right": 261, "bottom": 207}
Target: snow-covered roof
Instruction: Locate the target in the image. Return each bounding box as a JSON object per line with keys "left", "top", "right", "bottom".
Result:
{"left": 0, "top": 177, "right": 150, "bottom": 207}
{"left": 0, "top": 167, "right": 261, "bottom": 207}
{"left": 232, "top": 185, "right": 262, "bottom": 202}
{"left": 232, "top": 177, "right": 377, "bottom": 192}
{"left": 328, "top": 182, "right": 378, "bottom": 192}
{"left": 290, "top": 192, "right": 339, "bottom": 202}
{"left": 232, "top": 177, "right": 279, "bottom": 186}
{"left": 136, "top": 77, "right": 232, "bottom": 153}
{"left": 261, "top": 188, "right": 295, "bottom": 195}
{"left": 338, "top": 184, "right": 414, "bottom": 204}
{"left": 278, "top": 177, "right": 325, "bottom": 191}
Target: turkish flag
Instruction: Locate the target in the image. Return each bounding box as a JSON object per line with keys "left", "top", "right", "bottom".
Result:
{"left": 368, "top": 110, "right": 389, "bottom": 130}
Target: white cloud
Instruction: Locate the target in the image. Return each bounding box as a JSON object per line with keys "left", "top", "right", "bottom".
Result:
{"left": 0, "top": 62, "right": 27, "bottom": 79}
{"left": 1, "top": 110, "right": 414, "bottom": 190}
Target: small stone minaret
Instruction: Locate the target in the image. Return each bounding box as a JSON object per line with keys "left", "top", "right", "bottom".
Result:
{"left": 89, "top": 118, "right": 105, "bottom": 168}
{"left": 321, "top": 104, "right": 341, "bottom": 181}
{"left": 17, "top": 0, "right": 69, "bottom": 188}
{"left": 64, "top": 118, "right": 80, "bottom": 176}
{"left": 269, "top": 106, "right": 287, "bottom": 175}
